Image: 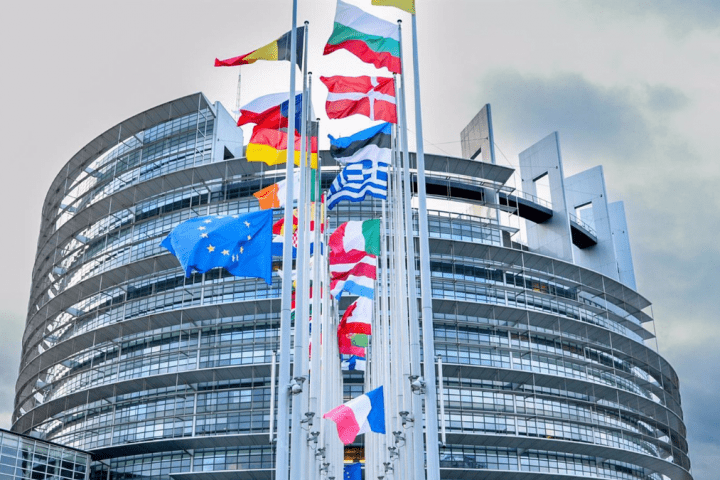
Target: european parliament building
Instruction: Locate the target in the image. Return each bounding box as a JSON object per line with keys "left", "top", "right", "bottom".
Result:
{"left": 13, "top": 94, "right": 693, "bottom": 480}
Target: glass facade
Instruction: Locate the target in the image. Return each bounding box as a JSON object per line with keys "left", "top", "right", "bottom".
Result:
{"left": 14, "top": 94, "right": 692, "bottom": 480}
{"left": 0, "top": 429, "right": 90, "bottom": 480}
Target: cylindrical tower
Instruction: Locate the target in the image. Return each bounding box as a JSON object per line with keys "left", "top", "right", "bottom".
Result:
{"left": 14, "top": 94, "right": 692, "bottom": 480}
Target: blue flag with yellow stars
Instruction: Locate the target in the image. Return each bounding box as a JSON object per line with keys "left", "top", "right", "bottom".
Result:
{"left": 161, "top": 210, "right": 273, "bottom": 285}
{"left": 343, "top": 463, "right": 361, "bottom": 480}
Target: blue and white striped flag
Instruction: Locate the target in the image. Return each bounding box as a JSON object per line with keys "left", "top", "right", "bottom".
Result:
{"left": 326, "top": 123, "right": 392, "bottom": 210}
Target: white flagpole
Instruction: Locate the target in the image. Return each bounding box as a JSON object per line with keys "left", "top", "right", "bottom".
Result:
{"left": 396, "top": 19, "right": 424, "bottom": 480}
{"left": 291, "top": 22, "right": 311, "bottom": 480}
{"left": 410, "top": 12, "right": 441, "bottom": 480}
{"left": 277, "top": 2, "right": 299, "bottom": 479}
{"left": 308, "top": 123, "right": 323, "bottom": 479}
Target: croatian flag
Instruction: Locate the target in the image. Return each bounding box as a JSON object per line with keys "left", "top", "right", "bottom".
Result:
{"left": 324, "top": 386, "right": 385, "bottom": 445}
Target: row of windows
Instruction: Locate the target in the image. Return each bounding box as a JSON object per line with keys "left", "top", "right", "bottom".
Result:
{"left": 56, "top": 109, "right": 213, "bottom": 226}
{"left": 80, "top": 446, "right": 660, "bottom": 480}
{"left": 0, "top": 432, "right": 89, "bottom": 480}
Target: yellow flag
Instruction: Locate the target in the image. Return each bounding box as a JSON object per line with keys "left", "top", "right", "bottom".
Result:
{"left": 371, "top": 0, "right": 415, "bottom": 15}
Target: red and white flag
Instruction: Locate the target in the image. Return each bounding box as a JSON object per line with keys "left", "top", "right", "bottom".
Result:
{"left": 320, "top": 75, "right": 397, "bottom": 124}
{"left": 339, "top": 297, "right": 373, "bottom": 335}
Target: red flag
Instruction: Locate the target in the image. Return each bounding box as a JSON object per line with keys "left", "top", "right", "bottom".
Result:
{"left": 320, "top": 76, "right": 397, "bottom": 124}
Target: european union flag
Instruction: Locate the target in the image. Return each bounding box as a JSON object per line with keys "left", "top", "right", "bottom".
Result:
{"left": 344, "top": 463, "right": 361, "bottom": 480}
{"left": 161, "top": 210, "right": 273, "bottom": 285}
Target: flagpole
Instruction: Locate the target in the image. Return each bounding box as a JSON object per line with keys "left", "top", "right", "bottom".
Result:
{"left": 308, "top": 119, "right": 323, "bottom": 480}
{"left": 396, "top": 19, "right": 424, "bottom": 480}
{"left": 235, "top": 67, "right": 242, "bottom": 122}
{"left": 410, "top": 12, "right": 441, "bottom": 480}
{"left": 290, "top": 21, "right": 310, "bottom": 480}
{"left": 277, "top": 1, "right": 299, "bottom": 479}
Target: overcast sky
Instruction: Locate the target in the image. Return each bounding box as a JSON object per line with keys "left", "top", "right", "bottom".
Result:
{"left": 0, "top": 1, "right": 717, "bottom": 478}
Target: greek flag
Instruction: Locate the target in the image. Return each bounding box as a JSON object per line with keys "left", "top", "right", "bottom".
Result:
{"left": 326, "top": 123, "right": 391, "bottom": 210}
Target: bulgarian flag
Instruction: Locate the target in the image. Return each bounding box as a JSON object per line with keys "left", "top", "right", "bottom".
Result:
{"left": 215, "top": 26, "right": 305, "bottom": 69}
{"left": 324, "top": 386, "right": 385, "bottom": 445}
{"left": 324, "top": 0, "right": 401, "bottom": 74}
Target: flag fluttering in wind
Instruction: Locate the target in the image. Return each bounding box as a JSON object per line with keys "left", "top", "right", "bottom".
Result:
{"left": 324, "top": 386, "right": 385, "bottom": 445}
{"left": 329, "top": 219, "right": 381, "bottom": 256}
{"left": 160, "top": 211, "right": 273, "bottom": 285}
{"left": 215, "top": 26, "right": 306, "bottom": 69}
{"left": 371, "top": 0, "right": 415, "bottom": 14}
{"left": 237, "top": 92, "right": 305, "bottom": 131}
{"left": 326, "top": 123, "right": 391, "bottom": 210}
{"left": 320, "top": 75, "right": 397, "bottom": 123}
{"left": 324, "top": 0, "right": 401, "bottom": 74}
{"left": 253, "top": 174, "right": 300, "bottom": 210}
{"left": 329, "top": 219, "right": 380, "bottom": 299}
{"left": 341, "top": 356, "right": 367, "bottom": 371}
{"left": 339, "top": 297, "right": 373, "bottom": 335}
{"left": 344, "top": 463, "right": 362, "bottom": 480}
{"left": 246, "top": 128, "right": 318, "bottom": 168}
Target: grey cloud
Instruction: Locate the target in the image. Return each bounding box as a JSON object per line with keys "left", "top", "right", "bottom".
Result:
{"left": 578, "top": 0, "right": 720, "bottom": 36}
{"left": 645, "top": 84, "right": 690, "bottom": 113}
{"left": 478, "top": 70, "right": 673, "bottom": 162}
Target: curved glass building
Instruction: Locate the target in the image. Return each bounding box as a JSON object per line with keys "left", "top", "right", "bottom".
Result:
{"left": 14, "top": 94, "right": 692, "bottom": 480}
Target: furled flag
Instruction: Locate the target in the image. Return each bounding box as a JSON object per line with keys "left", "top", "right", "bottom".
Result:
{"left": 272, "top": 205, "right": 324, "bottom": 257}
{"left": 344, "top": 463, "right": 362, "bottom": 480}
{"left": 271, "top": 210, "right": 298, "bottom": 257}
{"left": 341, "top": 356, "right": 367, "bottom": 372}
{"left": 160, "top": 210, "right": 273, "bottom": 285}
{"left": 324, "top": 386, "right": 385, "bottom": 445}
{"left": 339, "top": 297, "right": 373, "bottom": 335}
{"left": 371, "top": 0, "right": 415, "bottom": 14}
{"left": 215, "top": 26, "right": 306, "bottom": 69}
{"left": 324, "top": 0, "right": 401, "bottom": 74}
{"left": 237, "top": 92, "right": 306, "bottom": 132}
{"left": 253, "top": 174, "right": 300, "bottom": 210}
{"left": 326, "top": 123, "right": 391, "bottom": 210}
{"left": 320, "top": 75, "right": 397, "bottom": 123}
{"left": 246, "top": 128, "right": 318, "bottom": 168}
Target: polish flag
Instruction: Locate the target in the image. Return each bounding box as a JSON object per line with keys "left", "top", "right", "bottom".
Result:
{"left": 323, "top": 386, "right": 385, "bottom": 445}
{"left": 320, "top": 76, "right": 397, "bottom": 124}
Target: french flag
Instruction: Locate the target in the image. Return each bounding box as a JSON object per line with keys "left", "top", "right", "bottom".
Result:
{"left": 323, "top": 386, "right": 385, "bottom": 445}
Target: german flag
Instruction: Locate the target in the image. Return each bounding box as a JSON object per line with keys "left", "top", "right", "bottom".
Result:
{"left": 246, "top": 128, "right": 318, "bottom": 168}
{"left": 215, "top": 26, "right": 305, "bottom": 69}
